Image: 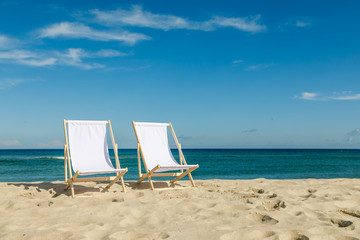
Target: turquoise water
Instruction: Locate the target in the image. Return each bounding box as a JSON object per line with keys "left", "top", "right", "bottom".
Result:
{"left": 1, "top": 149, "right": 360, "bottom": 182}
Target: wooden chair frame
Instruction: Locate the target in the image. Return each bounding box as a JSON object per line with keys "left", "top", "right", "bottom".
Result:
{"left": 132, "top": 121, "right": 199, "bottom": 190}
{"left": 64, "top": 119, "right": 127, "bottom": 197}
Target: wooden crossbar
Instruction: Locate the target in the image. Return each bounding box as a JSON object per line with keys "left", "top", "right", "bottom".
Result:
{"left": 137, "top": 164, "right": 161, "bottom": 188}
{"left": 170, "top": 165, "right": 199, "bottom": 186}
{"left": 106, "top": 169, "right": 128, "bottom": 191}
{"left": 74, "top": 176, "right": 116, "bottom": 182}
{"left": 151, "top": 173, "right": 181, "bottom": 177}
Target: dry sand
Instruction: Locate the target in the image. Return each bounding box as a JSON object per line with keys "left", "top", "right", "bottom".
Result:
{"left": 1, "top": 179, "right": 360, "bottom": 240}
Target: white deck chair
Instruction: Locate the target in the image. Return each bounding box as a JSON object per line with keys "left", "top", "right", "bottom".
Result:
{"left": 63, "top": 120, "right": 127, "bottom": 197}
{"left": 132, "top": 121, "right": 199, "bottom": 190}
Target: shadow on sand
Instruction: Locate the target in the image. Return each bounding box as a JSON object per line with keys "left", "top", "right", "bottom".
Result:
{"left": 7, "top": 180, "right": 187, "bottom": 198}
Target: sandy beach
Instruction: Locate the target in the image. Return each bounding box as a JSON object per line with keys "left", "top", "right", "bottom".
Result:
{"left": 1, "top": 179, "right": 360, "bottom": 240}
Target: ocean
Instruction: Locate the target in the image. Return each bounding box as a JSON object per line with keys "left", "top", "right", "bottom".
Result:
{"left": 1, "top": 149, "right": 360, "bottom": 182}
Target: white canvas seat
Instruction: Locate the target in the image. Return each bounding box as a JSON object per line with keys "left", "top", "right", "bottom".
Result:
{"left": 64, "top": 120, "right": 127, "bottom": 197}
{"left": 132, "top": 121, "right": 199, "bottom": 190}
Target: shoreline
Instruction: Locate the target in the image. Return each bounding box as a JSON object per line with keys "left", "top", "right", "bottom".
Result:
{"left": 1, "top": 179, "right": 360, "bottom": 239}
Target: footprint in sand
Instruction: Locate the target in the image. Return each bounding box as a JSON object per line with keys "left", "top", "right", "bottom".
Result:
{"left": 331, "top": 218, "right": 354, "bottom": 230}
{"left": 301, "top": 193, "right": 315, "bottom": 201}
{"left": 278, "top": 231, "right": 309, "bottom": 240}
{"left": 107, "top": 231, "right": 169, "bottom": 240}
{"left": 112, "top": 197, "right": 124, "bottom": 203}
{"left": 339, "top": 209, "right": 360, "bottom": 219}
{"left": 251, "top": 188, "right": 265, "bottom": 194}
{"left": 128, "top": 192, "right": 144, "bottom": 199}
{"left": 267, "top": 193, "right": 277, "bottom": 198}
{"left": 247, "top": 212, "right": 279, "bottom": 225}
{"left": 36, "top": 201, "right": 54, "bottom": 207}
{"left": 20, "top": 192, "right": 36, "bottom": 199}
{"left": 295, "top": 211, "right": 304, "bottom": 216}
{"left": 220, "top": 230, "right": 275, "bottom": 240}
{"left": 263, "top": 200, "right": 286, "bottom": 211}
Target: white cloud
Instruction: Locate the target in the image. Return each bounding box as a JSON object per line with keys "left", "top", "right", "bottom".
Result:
{"left": 55, "top": 48, "right": 103, "bottom": 69}
{"left": 246, "top": 63, "right": 274, "bottom": 71}
{"left": 0, "top": 79, "right": 25, "bottom": 90}
{"left": 1, "top": 140, "right": 20, "bottom": 146}
{"left": 38, "top": 22, "right": 150, "bottom": 45}
{"left": 55, "top": 48, "right": 95, "bottom": 69}
{"left": 348, "top": 128, "right": 360, "bottom": 137}
{"left": 0, "top": 49, "right": 57, "bottom": 66}
{"left": 0, "top": 48, "right": 127, "bottom": 69}
{"left": 208, "top": 15, "right": 266, "bottom": 32}
{"left": 19, "top": 58, "right": 57, "bottom": 67}
{"left": 296, "top": 91, "right": 360, "bottom": 101}
{"left": 37, "top": 140, "right": 63, "bottom": 148}
{"left": 91, "top": 6, "right": 194, "bottom": 30}
{"left": 299, "top": 92, "right": 319, "bottom": 100}
{"left": 347, "top": 128, "right": 360, "bottom": 142}
{"left": 279, "top": 18, "right": 312, "bottom": 30}
{"left": 0, "top": 78, "right": 42, "bottom": 90}
{"left": 242, "top": 129, "right": 258, "bottom": 134}
{"left": 331, "top": 94, "right": 360, "bottom": 100}
{"left": 93, "top": 49, "right": 129, "bottom": 57}
{"left": 0, "top": 34, "right": 20, "bottom": 49}
{"left": 54, "top": 48, "right": 129, "bottom": 69}
{"left": 232, "top": 59, "right": 243, "bottom": 64}
{"left": 295, "top": 20, "right": 311, "bottom": 27}
{"left": 90, "top": 5, "right": 266, "bottom": 33}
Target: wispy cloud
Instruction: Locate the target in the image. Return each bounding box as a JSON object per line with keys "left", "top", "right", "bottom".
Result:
{"left": 0, "top": 49, "right": 57, "bottom": 66}
{"left": 117, "top": 64, "right": 151, "bottom": 71}
{"left": 90, "top": 5, "right": 266, "bottom": 33}
{"left": 208, "top": 15, "right": 266, "bottom": 32}
{"left": 0, "top": 139, "right": 20, "bottom": 146}
{"left": 330, "top": 94, "right": 360, "bottom": 100}
{"left": 0, "top": 78, "right": 25, "bottom": 90}
{"left": 347, "top": 128, "right": 360, "bottom": 142}
{"left": 37, "top": 140, "right": 63, "bottom": 148}
{"left": 55, "top": 48, "right": 102, "bottom": 69}
{"left": 232, "top": 59, "right": 243, "bottom": 64}
{"left": 279, "top": 17, "right": 313, "bottom": 30}
{"left": 295, "top": 20, "right": 311, "bottom": 27}
{"left": 298, "top": 92, "right": 320, "bottom": 101}
{"left": 0, "top": 78, "right": 42, "bottom": 90}
{"left": 279, "top": 18, "right": 312, "bottom": 30}
{"left": 246, "top": 63, "right": 274, "bottom": 71}
{"left": 296, "top": 91, "right": 360, "bottom": 101}
{"left": 93, "top": 49, "right": 130, "bottom": 58}
{"left": 0, "top": 34, "right": 20, "bottom": 49}
{"left": 178, "top": 135, "right": 192, "bottom": 140}
{"left": 38, "top": 22, "right": 150, "bottom": 45}
{"left": 242, "top": 129, "right": 258, "bottom": 134}
{"left": 57, "top": 48, "right": 129, "bottom": 69}
{"left": 0, "top": 48, "right": 128, "bottom": 69}
{"left": 91, "top": 6, "right": 195, "bottom": 30}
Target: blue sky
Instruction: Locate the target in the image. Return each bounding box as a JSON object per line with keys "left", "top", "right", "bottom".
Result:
{"left": 1, "top": 0, "right": 360, "bottom": 149}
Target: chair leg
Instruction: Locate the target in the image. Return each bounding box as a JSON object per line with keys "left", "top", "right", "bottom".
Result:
{"left": 120, "top": 176, "right": 126, "bottom": 193}
{"left": 105, "top": 169, "right": 127, "bottom": 190}
{"left": 137, "top": 174, "right": 148, "bottom": 184}
{"left": 148, "top": 176, "right": 155, "bottom": 190}
{"left": 106, "top": 174, "right": 122, "bottom": 189}
{"left": 170, "top": 165, "right": 198, "bottom": 185}
{"left": 188, "top": 172, "right": 195, "bottom": 187}
{"left": 67, "top": 171, "right": 80, "bottom": 198}
{"left": 138, "top": 165, "right": 161, "bottom": 189}
{"left": 69, "top": 179, "right": 75, "bottom": 198}
{"left": 65, "top": 180, "right": 70, "bottom": 190}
